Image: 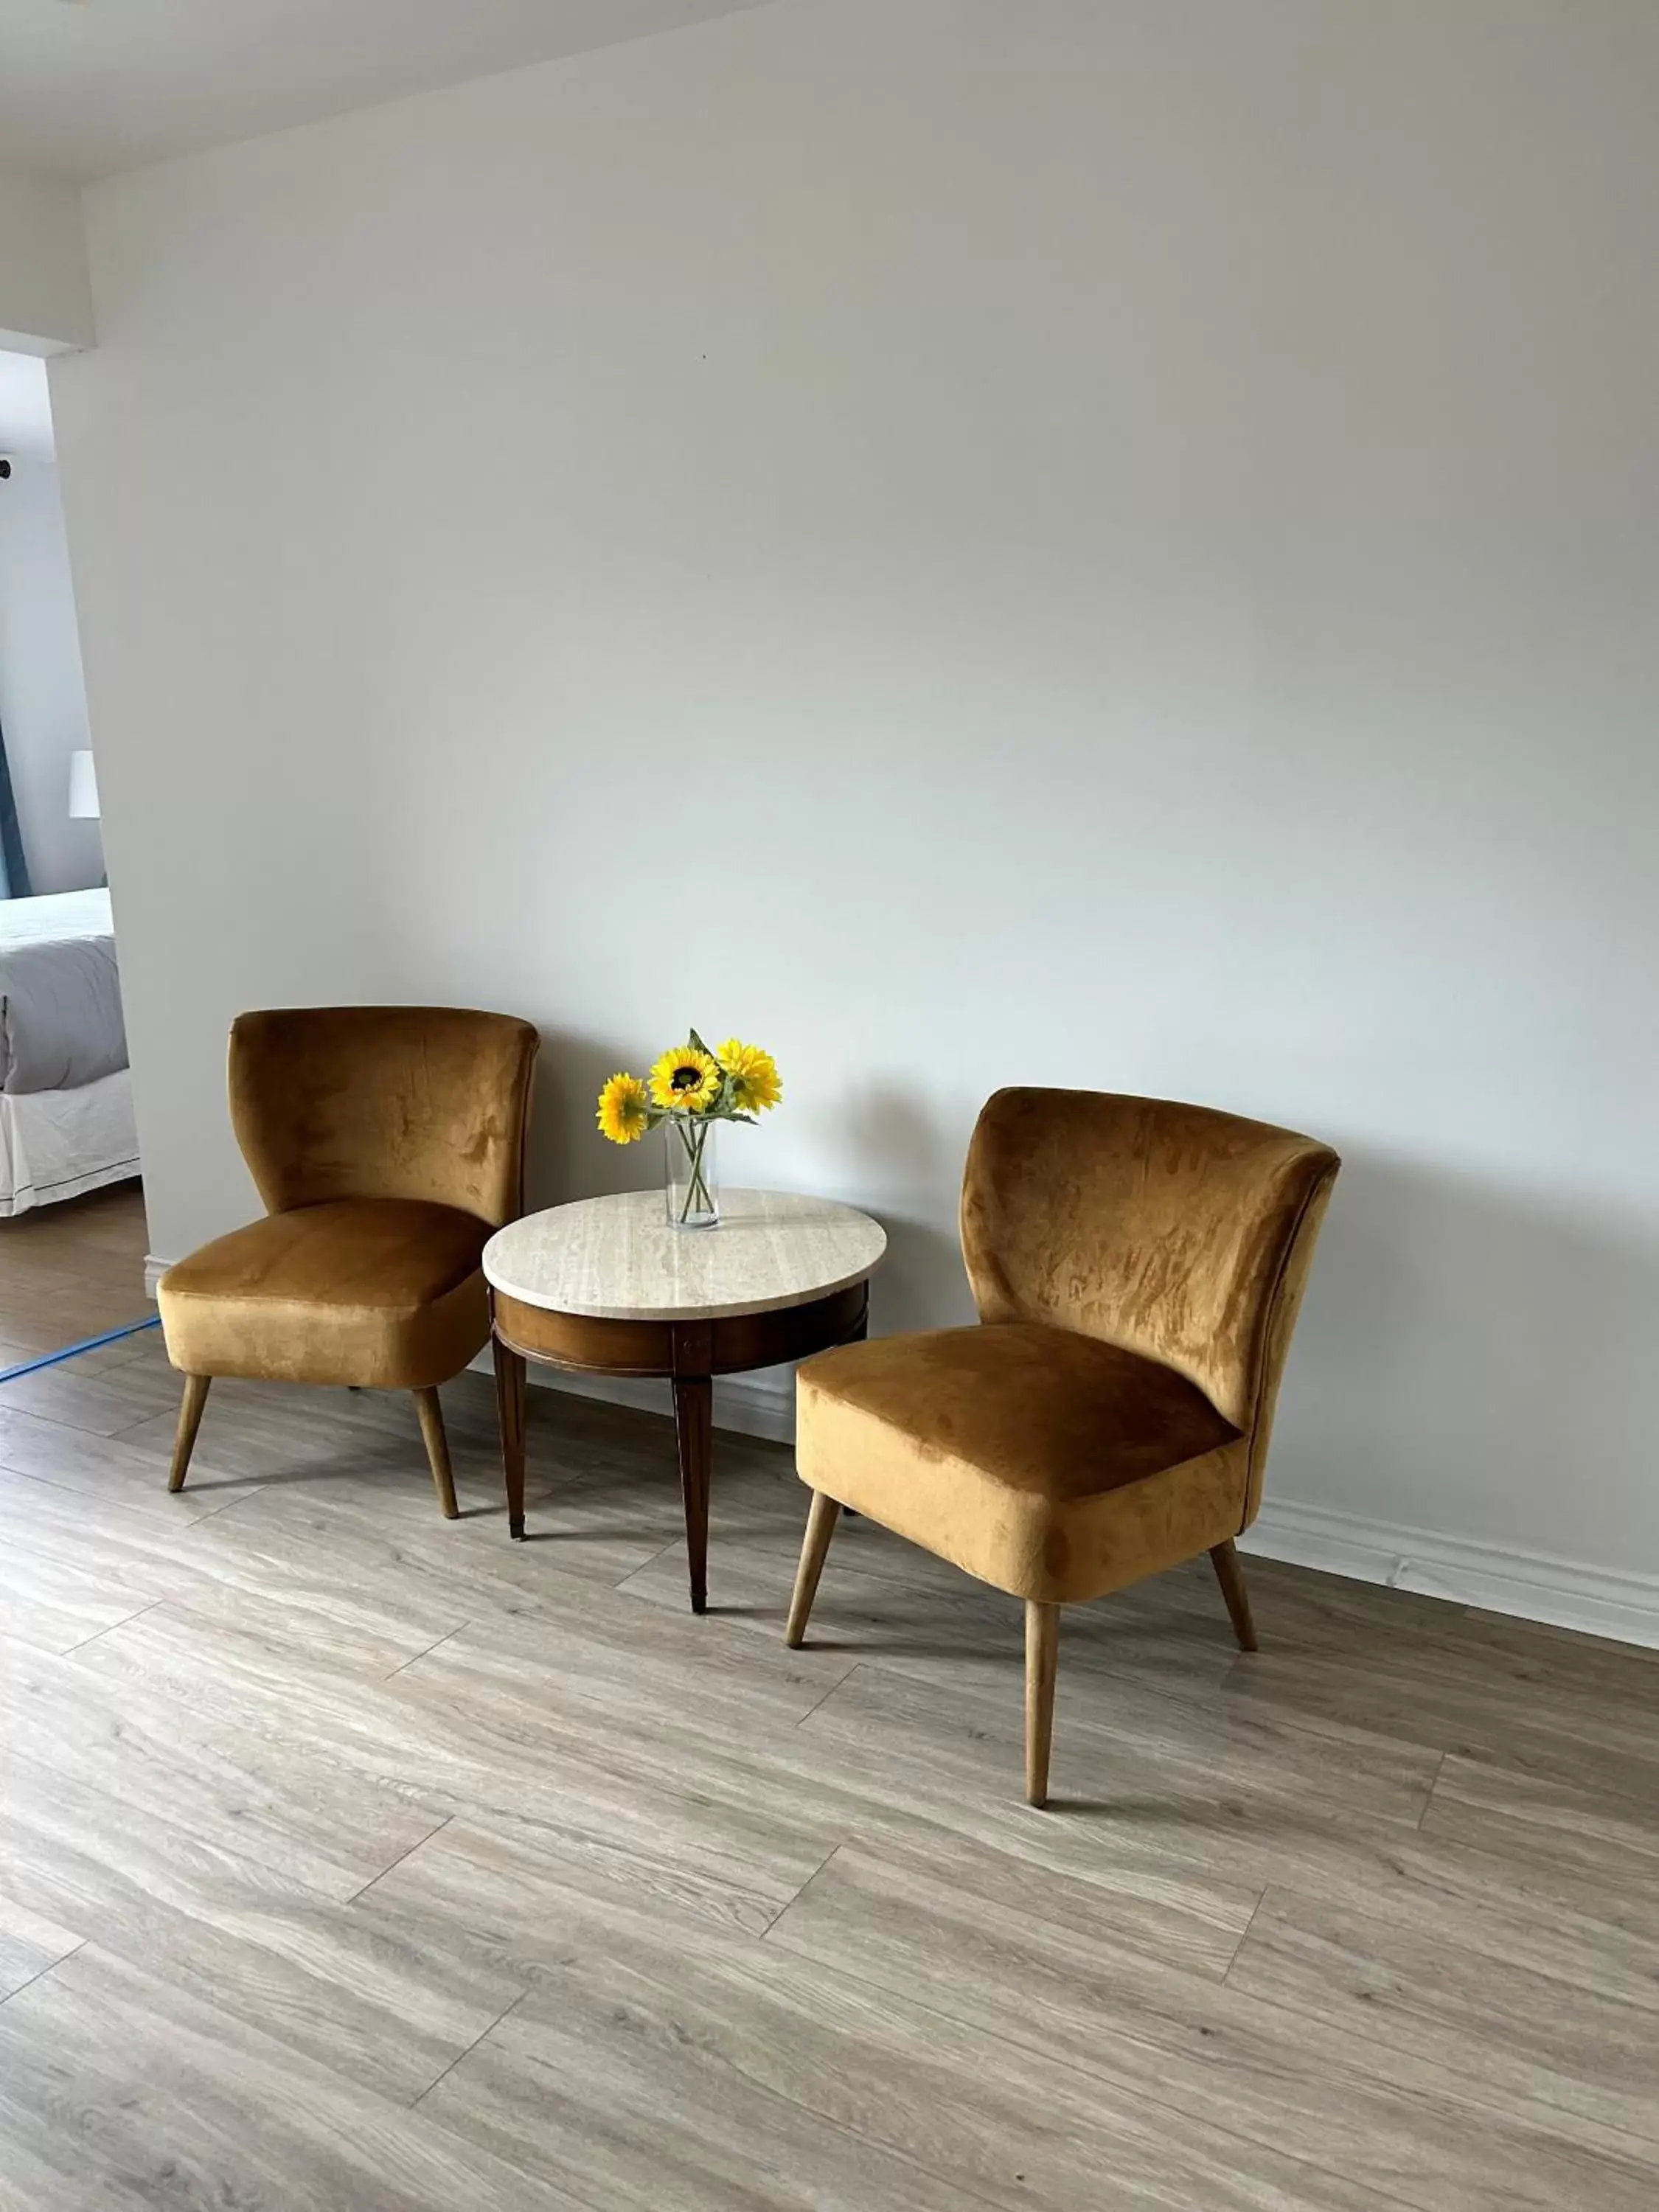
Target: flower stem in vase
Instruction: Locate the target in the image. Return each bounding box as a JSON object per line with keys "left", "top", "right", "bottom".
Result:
{"left": 668, "top": 1115, "right": 719, "bottom": 1227}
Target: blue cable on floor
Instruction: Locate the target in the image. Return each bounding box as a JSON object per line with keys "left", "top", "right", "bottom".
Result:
{"left": 0, "top": 1314, "right": 161, "bottom": 1386}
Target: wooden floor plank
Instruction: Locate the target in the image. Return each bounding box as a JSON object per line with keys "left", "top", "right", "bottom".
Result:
{"left": 0, "top": 1356, "right": 188, "bottom": 1441}
{"left": 1226, "top": 1881, "right": 1659, "bottom": 2146}
{"left": 0, "top": 1944, "right": 587, "bottom": 2212}
{"left": 0, "top": 1895, "right": 83, "bottom": 2000}
{"left": 0, "top": 1201, "right": 1655, "bottom": 2207}
{"left": 72, "top": 1596, "right": 846, "bottom": 1941}
{"left": 0, "top": 1399, "right": 239, "bottom": 1524}
{"left": 763, "top": 1834, "right": 1659, "bottom": 2212}
{"left": 373, "top": 1817, "right": 1399, "bottom": 2212}
{"left": 1422, "top": 1751, "right": 1659, "bottom": 1935}
{"left": 0, "top": 1644, "right": 450, "bottom": 1905}
{"left": 1218, "top": 1628, "right": 1659, "bottom": 1804}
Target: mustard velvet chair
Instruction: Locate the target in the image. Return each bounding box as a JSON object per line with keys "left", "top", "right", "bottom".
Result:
{"left": 158, "top": 1006, "right": 539, "bottom": 1514}
{"left": 786, "top": 1088, "right": 1339, "bottom": 1806}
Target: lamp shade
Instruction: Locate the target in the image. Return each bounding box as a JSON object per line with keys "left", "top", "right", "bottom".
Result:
{"left": 68, "top": 750, "right": 100, "bottom": 819}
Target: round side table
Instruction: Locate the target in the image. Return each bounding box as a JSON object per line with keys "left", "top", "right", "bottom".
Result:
{"left": 481, "top": 1187, "right": 886, "bottom": 1613}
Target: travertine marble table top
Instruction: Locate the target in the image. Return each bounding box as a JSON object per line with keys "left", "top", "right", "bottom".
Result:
{"left": 482, "top": 1188, "right": 887, "bottom": 1323}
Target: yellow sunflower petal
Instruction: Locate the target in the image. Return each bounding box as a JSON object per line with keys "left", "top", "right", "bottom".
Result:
{"left": 647, "top": 1044, "right": 720, "bottom": 1113}
{"left": 716, "top": 1038, "right": 782, "bottom": 1113}
{"left": 596, "top": 1071, "right": 651, "bottom": 1143}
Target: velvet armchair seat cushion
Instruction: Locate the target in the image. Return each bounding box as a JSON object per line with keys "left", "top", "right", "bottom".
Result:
{"left": 157, "top": 1197, "right": 491, "bottom": 1390}
{"left": 797, "top": 1321, "right": 1248, "bottom": 1604}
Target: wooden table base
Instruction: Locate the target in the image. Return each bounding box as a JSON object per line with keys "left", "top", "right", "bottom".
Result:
{"left": 489, "top": 1281, "right": 868, "bottom": 1613}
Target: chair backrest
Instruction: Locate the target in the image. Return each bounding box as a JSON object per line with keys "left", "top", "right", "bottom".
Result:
{"left": 229, "top": 1006, "right": 540, "bottom": 1228}
{"left": 961, "top": 1088, "right": 1338, "bottom": 1522}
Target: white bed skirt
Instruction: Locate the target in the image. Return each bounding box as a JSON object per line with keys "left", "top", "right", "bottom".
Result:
{"left": 0, "top": 1066, "right": 140, "bottom": 1217}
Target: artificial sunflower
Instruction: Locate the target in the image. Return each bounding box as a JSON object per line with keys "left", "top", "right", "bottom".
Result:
{"left": 717, "top": 1038, "right": 783, "bottom": 1115}
{"left": 595, "top": 1071, "right": 651, "bottom": 1144}
{"left": 648, "top": 1043, "right": 720, "bottom": 1113}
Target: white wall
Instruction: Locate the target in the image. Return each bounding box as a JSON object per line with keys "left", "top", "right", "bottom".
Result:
{"left": 0, "top": 164, "right": 94, "bottom": 354}
{"left": 0, "top": 416, "right": 102, "bottom": 893}
{"left": 49, "top": 0, "right": 1659, "bottom": 1626}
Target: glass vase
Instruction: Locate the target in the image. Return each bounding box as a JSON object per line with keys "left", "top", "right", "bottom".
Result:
{"left": 664, "top": 1115, "right": 720, "bottom": 1228}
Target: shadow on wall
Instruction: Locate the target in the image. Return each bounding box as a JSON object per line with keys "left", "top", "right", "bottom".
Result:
{"left": 522, "top": 1028, "right": 659, "bottom": 1211}
{"left": 1275, "top": 1147, "right": 1653, "bottom": 1565}
{"left": 830, "top": 1078, "right": 975, "bottom": 1337}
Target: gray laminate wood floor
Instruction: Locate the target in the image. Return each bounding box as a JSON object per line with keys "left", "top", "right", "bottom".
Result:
{"left": 1, "top": 1324, "right": 1656, "bottom": 2209}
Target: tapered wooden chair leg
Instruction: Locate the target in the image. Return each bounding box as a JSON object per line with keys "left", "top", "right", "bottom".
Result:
{"left": 785, "top": 1490, "right": 841, "bottom": 1648}
{"left": 1025, "top": 1599, "right": 1060, "bottom": 1807}
{"left": 1209, "top": 1538, "right": 1259, "bottom": 1651}
{"left": 167, "top": 1374, "right": 211, "bottom": 1494}
{"left": 414, "top": 1387, "right": 459, "bottom": 1519}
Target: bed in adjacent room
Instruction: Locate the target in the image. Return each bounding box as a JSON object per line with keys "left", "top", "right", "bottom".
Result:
{"left": 0, "top": 886, "right": 139, "bottom": 1216}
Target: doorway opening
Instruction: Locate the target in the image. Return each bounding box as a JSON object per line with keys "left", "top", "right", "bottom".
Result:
{"left": 0, "top": 346, "right": 147, "bottom": 1358}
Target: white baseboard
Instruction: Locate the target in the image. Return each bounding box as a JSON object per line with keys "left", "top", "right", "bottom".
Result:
{"left": 144, "top": 1255, "right": 166, "bottom": 1299}
{"left": 144, "top": 1248, "right": 1659, "bottom": 1649}
{"left": 1242, "top": 1497, "right": 1659, "bottom": 1650}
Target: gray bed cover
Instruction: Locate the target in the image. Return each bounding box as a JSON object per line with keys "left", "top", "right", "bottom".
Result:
{"left": 0, "top": 888, "right": 128, "bottom": 1094}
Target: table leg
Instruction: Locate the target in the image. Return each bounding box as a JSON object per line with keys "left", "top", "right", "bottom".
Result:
{"left": 672, "top": 1372, "right": 712, "bottom": 1614}
{"left": 493, "top": 1336, "right": 527, "bottom": 1539}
